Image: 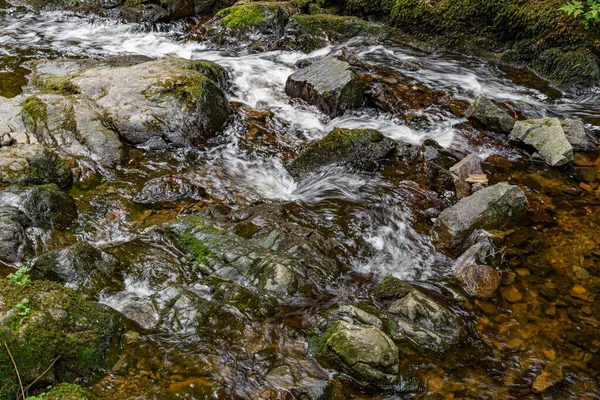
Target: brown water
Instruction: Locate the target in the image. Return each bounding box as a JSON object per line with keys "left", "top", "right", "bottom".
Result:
{"left": 0, "top": 2, "right": 599, "bottom": 399}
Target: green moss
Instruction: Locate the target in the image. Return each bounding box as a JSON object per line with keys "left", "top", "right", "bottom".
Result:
{"left": 21, "top": 96, "right": 48, "bottom": 132}
{"left": 178, "top": 232, "right": 217, "bottom": 268}
{"left": 373, "top": 275, "right": 412, "bottom": 300}
{"left": 33, "top": 75, "right": 80, "bottom": 96}
{"left": 216, "top": 3, "right": 272, "bottom": 29}
{"left": 47, "top": 383, "right": 88, "bottom": 399}
{"left": 0, "top": 280, "right": 116, "bottom": 398}
{"left": 290, "top": 14, "right": 381, "bottom": 39}
{"left": 308, "top": 321, "right": 339, "bottom": 355}
{"left": 23, "top": 148, "right": 72, "bottom": 187}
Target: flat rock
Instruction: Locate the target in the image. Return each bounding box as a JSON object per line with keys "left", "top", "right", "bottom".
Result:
{"left": 431, "top": 183, "right": 528, "bottom": 254}
{"left": 285, "top": 56, "right": 366, "bottom": 117}
{"left": 509, "top": 118, "right": 574, "bottom": 166}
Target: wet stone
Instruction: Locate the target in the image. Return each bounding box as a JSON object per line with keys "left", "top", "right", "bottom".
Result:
{"left": 570, "top": 284, "right": 589, "bottom": 301}
{"left": 285, "top": 56, "right": 366, "bottom": 117}
{"left": 509, "top": 118, "right": 574, "bottom": 166}
{"left": 532, "top": 361, "right": 566, "bottom": 393}
{"left": 464, "top": 94, "right": 515, "bottom": 134}
{"left": 134, "top": 175, "right": 207, "bottom": 205}
{"left": 500, "top": 285, "right": 523, "bottom": 303}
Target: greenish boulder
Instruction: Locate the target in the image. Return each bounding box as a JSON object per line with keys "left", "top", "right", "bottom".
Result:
{"left": 313, "top": 320, "right": 399, "bottom": 386}
{"left": 0, "top": 280, "right": 117, "bottom": 398}
{"left": 285, "top": 127, "right": 396, "bottom": 181}
{"left": 22, "top": 184, "right": 77, "bottom": 230}
{"left": 374, "top": 276, "right": 464, "bottom": 351}
{"left": 285, "top": 56, "right": 367, "bottom": 117}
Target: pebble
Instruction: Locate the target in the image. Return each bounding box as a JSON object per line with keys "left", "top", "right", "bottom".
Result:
{"left": 501, "top": 286, "right": 523, "bottom": 303}
{"left": 532, "top": 361, "right": 565, "bottom": 393}
{"left": 570, "top": 284, "right": 589, "bottom": 301}
{"left": 573, "top": 266, "right": 590, "bottom": 280}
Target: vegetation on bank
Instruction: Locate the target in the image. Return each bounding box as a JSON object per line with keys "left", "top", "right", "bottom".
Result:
{"left": 290, "top": 0, "right": 600, "bottom": 88}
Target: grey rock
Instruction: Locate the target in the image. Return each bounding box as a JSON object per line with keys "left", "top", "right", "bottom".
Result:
{"left": 134, "top": 175, "right": 206, "bottom": 205}
{"left": 431, "top": 183, "right": 528, "bottom": 254}
{"left": 285, "top": 56, "right": 366, "bottom": 116}
{"left": 449, "top": 153, "right": 485, "bottom": 199}
{"left": 329, "top": 305, "right": 383, "bottom": 330}
{"left": 453, "top": 239, "right": 500, "bottom": 299}
{"left": 509, "top": 118, "right": 574, "bottom": 166}
{"left": 285, "top": 127, "right": 396, "bottom": 181}
{"left": 465, "top": 95, "right": 515, "bottom": 134}
{"left": 562, "top": 119, "right": 598, "bottom": 152}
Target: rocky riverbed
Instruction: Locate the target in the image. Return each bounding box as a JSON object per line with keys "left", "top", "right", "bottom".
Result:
{"left": 0, "top": 0, "right": 599, "bottom": 399}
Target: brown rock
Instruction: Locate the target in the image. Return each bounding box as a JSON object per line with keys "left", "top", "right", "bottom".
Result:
{"left": 570, "top": 284, "right": 589, "bottom": 301}
{"left": 501, "top": 285, "right": 523, "bottom": 303}
{"left": 532, "top": 361, "right": 566, "bottom": 393}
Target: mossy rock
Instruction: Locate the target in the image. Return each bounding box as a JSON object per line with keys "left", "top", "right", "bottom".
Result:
{"left": 22, "top": 184, "right": 78, "bottom": 230}
{"left": 46, "top": 383, "right": 89, "bottom": 400}
{"left": 286, "top": 127, "right": 397, "bottom": 181}
{"left": 0, "top": 280, "right": 118, "bottom": 398}
{"left": 215, "top": 2, "right": 292, "bottom": 30}
{"left": 0, "top": 144, "right": 72, "bottom": 187}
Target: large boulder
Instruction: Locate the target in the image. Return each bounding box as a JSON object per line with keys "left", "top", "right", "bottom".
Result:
{"left": 374, "top": 276, "right": 464, "bottom": 351}
{"left": 25, "top": 58, "right": 233, "bottom": 151}
{"left": 312, "top": 320, "right": 399, "bottom": 386}
{"left": 431, "top": 183, "right": 528, "bottom": 254}
{"left": 0, "top": 144, "right": 72, "bottom": 187}
{"left": 0, "top": 280, "right": 117, "bottom": 398}
{"left": 464, "top": 95, "right": 515, "bottom": 134}
{"left": 285, "top": 56, "right": 366, "bottom": 117}
{"left": 285, "top": 128, "right": 396, "bottom": 181}
{"left": 509, "top": 118, "right": 574, "bottom": 166}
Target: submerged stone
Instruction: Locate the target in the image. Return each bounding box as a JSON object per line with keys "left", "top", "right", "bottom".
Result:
{"left": 532, "top": 361, "right": 567, "bottom": 393}
{"left": 464, "top": 94, "right": 515, "bottom": 134}
{"left": 561, "top": 119, "right": 598, "bottom": 152}
{"left": 285, "top": 56, "right": 366, "bottom": 117}
{"left": 431, "top": 183, "right": 528, "bottom": 254}
{"left": 134, "top": 175, "right": 207, "bottom": 205}
{"left": 452, "top": 239, "right": 500, "bottom": 299}
{"left": 509, "top": 118, "right": 574, "bottom": 166}
{"left": 285, "top": 127, "right": 396, "bottom": 181}
{"left": 0, "top": 280, "right": 117, "bottom": 398}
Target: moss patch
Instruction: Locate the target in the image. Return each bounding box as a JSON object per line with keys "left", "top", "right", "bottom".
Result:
{"left": 33, "top": 75, "right": 80, "bottom": 96}
{"left": 216, "top": 2, "right": 285, "bottom": 29}
{"left": 21, "top": 96, "right": 48, "bottom": 132}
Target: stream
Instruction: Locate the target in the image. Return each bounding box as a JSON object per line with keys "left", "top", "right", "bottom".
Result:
{"left": 1, "top": 2, "right": 600, "bottom": 399}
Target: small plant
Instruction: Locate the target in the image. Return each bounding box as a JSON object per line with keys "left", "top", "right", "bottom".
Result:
{"left": 26, "top": 386, "right": 52, "bottom": 400}
{"left": 561, "top": 0, "right": 600, "bottom": 29}
{"left": 16, "top": 298, "right": 31, "bottom": 317}
{"left": 7, "top": 266, "right": 31, "bottom": 286}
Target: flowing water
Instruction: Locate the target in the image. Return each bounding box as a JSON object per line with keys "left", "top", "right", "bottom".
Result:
{"left": 1, "top": 2, "right": 600, "bottom": 399}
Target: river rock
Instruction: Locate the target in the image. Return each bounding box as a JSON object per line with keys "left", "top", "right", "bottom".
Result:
{"left": 452, "top": 239, "right": 500, "bottom": 298}
{"left": 0, "top": 96, "right": 26, "bottom": 138}
{"left": 285, "top": 56, "right": 366, "bottom": 117}
{"left": 28, "top": 241, "right": 122, "bottom": 294}
{"left": 561, "top": 119, "right": 598, "bottom": 152}
{"left": 532, "top": 361, "right": 567, "bottom": 393}
{"left": 431, "top": 183, "right": 528, "bottom": 254}
{"left": 422, "top": 139, "right": 460, "bottom": 195}
{"left": 22, "top": 184, "right": 78, "bottom": 230}
{"left": 0, "top": 206, "right": 30, "bottom": 264}
{"left": 165, "top": 204, "right": 339, "bottom": 296}
{"left": 26, "top": 58, "right": 233, "bottom": 151}
{"left": 464, "top": 95, "right": 515, "bottom": 134}
{"left": 134, "top": 175, "right": 207, "bottom": 205}
{"left": 449, "top": 153, "right": 486, "bottom": 198}
{"left": 374, "top": 276, "right": 464, "bottom": 351}
{"left": 315, "top": 320, "right": 399, "bottom": 386}
{"left": 0, "top": 144, "right": 72, "bottom": 187}
{"left": 285, "top": 128, "right": 396, "bottom": 181}
{"left": 509, "top": 118, "right": 574, "bottom": 166}
{"left": 0, "top": 280, "right": 117, "bottom": 398}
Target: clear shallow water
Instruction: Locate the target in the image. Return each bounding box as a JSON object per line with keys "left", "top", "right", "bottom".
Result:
{"left": 1, "top": 4, "right": 600, "bottom": 399}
